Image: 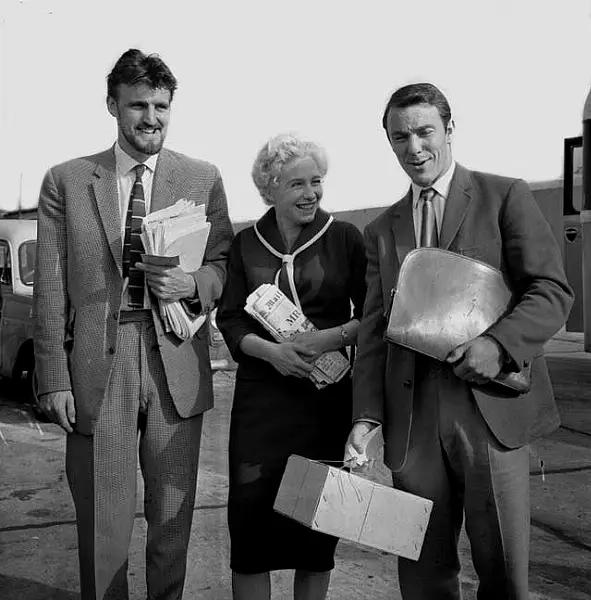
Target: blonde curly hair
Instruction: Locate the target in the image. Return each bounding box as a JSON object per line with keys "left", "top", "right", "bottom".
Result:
{"left": 251, "top": 133, "right": 328, "bottom": 205}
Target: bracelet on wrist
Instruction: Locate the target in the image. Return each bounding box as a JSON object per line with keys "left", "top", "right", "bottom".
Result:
{"left": 339, "top": 324, "right": 350, "bottom": 347}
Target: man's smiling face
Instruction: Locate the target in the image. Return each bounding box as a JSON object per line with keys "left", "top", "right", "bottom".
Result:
{"left": 107, "top": 82, "right": 171, "bottom": 162}
{"left": 386, "top": 102, "right": 453, "bottom": 187}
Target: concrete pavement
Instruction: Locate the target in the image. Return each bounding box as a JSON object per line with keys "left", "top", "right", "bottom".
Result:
{"left": 1, "top": 337, "right": 591, "bottom": 599}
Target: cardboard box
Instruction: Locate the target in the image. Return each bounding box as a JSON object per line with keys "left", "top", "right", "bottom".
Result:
{"left": 274, "top": 455, "right": 433, "bottom": 561}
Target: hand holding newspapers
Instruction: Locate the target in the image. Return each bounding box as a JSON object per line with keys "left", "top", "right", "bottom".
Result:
{"left": 245, "top": 283, "right": 350, "bottom": 389}
{"left": 141, "top": 199, "right": 210, "bottom": 340}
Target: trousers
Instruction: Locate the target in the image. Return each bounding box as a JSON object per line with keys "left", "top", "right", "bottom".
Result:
{"left": 393, "top": 359, "right": 530, "bottom": 600}
{"left": 66, "top": 320, "right": 203, "bottom": 600}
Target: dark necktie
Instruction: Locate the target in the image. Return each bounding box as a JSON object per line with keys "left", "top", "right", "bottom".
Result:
{"left": 419, "top": 187, "right": 438, "bottom": 248}
{"left": 122, "top": 164, "right": 147, "bottom": 308}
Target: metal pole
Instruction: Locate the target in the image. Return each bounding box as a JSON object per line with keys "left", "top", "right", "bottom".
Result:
{"left": 582, "top": 88, "right": 591, "bottom": 350}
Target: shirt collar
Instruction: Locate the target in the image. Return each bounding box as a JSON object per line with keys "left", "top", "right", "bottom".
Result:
{"left": 114, "top": 142, "right": 159, "bottom": 175}
{"left": 412, "top": 161, "right": 456, "bottom": 208}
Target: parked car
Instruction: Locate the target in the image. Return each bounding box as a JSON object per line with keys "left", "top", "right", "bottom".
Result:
{"left": 0, "top": 218, "right": 37, "bottom": 403}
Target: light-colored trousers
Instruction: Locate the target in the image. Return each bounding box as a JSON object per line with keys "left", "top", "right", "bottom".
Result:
{"left": 66, "top": 320, "right": 203, "bottom": 600}
{"left": 392, "top": 359, "right": 530, "bottom": 600}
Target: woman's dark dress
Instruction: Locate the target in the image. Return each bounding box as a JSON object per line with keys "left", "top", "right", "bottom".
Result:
{"left": 216, "top": 208, "right": 367, "bottom": 574}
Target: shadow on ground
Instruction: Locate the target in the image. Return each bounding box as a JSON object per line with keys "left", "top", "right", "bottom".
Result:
{"left": 528, "top": 561, "right": 591, "bottom": 597}
{"left": 0, "top": 573, "right": 78, "bottom": 600}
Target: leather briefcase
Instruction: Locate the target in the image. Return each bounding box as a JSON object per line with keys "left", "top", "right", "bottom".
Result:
{"left": 385, "top": 248, "right": 531, "bottom": 393}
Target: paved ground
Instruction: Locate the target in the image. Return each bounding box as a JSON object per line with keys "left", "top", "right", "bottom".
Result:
{"left": 0, "top": 331, "right": 590, "bottom": 599}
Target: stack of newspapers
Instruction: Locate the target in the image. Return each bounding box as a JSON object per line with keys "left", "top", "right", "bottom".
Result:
{"left": 245, "top": 283, "right": 350, "bottom": 389}
{"left": 141, "top": 199, "right": 210, "bottom": 340}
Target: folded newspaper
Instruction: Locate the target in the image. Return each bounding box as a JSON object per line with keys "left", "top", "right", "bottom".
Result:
{"left": 245, "top": 283, "right": 350, "bottom": 388}
{"left": 141, "top": 199, "right": 211, "bottom": 340}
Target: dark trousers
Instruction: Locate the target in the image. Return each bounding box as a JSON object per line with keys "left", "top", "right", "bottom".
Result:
{"left": 66, "top": 321, "right": 203, "bottom": 600}
{"left": 392, "top": 360, "right": 530, "bottom": 600}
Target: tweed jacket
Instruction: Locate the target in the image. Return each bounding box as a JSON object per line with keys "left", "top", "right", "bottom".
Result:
{"left": 33, "top": 146, "right": 234, "bottom": 435}
{"left": 352, "top": 164, "right": 573, "bottom": 471}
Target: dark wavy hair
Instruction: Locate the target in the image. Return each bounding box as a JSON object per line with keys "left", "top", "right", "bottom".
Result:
{"left": 382, "top": 83, "right": 452, "bottom": 132}
{"left": 107, "top": 49, "right": 178, "bottom": 101}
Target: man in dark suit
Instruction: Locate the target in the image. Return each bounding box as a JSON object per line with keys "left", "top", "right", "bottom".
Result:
{"left": 33, "top": 49, "right": 234, "bottom": 599}
{"left": 350, "top": 83, "right": 572, "bottom": 599}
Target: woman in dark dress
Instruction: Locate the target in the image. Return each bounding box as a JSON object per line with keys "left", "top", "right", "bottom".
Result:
{"left": 216, "top": 133, "right": 367, "bottom": 600}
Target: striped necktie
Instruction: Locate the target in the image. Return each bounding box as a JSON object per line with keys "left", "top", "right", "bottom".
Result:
{"left": 419, "top": 187, "right": 438, "bottom": 248}
{"left": 122, "top": 164, "right": 147, "bottom": 308}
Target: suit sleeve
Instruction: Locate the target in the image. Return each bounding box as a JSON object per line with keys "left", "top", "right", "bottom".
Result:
{"left": 351, "top": 223, "right": 388, "bottom": 424}
{"left": 486, "top": 179, "right": 574, "bottom": 367}
{"left": 189, "top": 167, "right": 234, "bottom": 312}
{"left": 345, "top": 224, "right": 368, "bottom": 320}
{"left": 215, "top": 232, "right": 271, "bottom": 361}
{"left": 33, "top": 168, "right": 72, "bottom": 395}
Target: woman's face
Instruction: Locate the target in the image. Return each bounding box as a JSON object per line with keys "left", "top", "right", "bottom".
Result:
{"left": 271, "top": 156, "right": 323, "bottom": 228}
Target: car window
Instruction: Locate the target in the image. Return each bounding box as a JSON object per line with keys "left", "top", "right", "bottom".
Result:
{"left": 0, "top": 241, "right": 11, "bottom": 286}
{"left": 19, "top": 241, "right": 36, "bottom": 286}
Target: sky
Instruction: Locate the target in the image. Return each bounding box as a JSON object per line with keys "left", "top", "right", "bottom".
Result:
{"left": 1, "top": 0, "right": 590, "bottom": 221}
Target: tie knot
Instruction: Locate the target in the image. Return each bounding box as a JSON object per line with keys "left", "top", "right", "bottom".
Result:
{"left": 133, "top": 164, "right": 146, "bottom": 180}
{"left": 420, "top": 187, "right": 435, "bottom": 203}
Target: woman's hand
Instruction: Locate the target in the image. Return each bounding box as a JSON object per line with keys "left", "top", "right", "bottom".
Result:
{"left": 290, "top": 330, "right": 333, "bottom": 362}
{"left": 266, "top": 340, "right": 317, "bottom": 378}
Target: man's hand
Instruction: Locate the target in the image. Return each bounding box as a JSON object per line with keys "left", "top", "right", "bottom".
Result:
{"left": 344, "top": 421, "right": 380, "bottom": 472}
{"left": 38, "top": 391, "right": 76, "bottom": 433}
{"left": 349, "top": 421, "right": 379, "bottom": 454}
{"left": 135, "top": 263, "right": 196, "bottom": 302}
{"left": 445, "top": 335, "right": 504, "bottom": 384}
{"left": 266, "top": 341, "right": 316, "bottom": 378}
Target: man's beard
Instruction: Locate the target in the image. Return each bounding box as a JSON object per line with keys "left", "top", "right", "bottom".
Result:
{"left": 124, "top": 128, "right": 164, "bottom": 156}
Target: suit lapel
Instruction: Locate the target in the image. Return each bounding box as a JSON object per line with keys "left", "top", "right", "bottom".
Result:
{"left": 150, "top": 149, "right": 176, "bottom": 214}
{"left": 92, "top": 149, "right": 123, "bottom": 276}
{"left": 391, "top": 190, "right": 416, "bottom": 264}
{"left": 378, "top": 192, "right": 415, "bottom": 308}
{"left": 439, "top": 164, "right": 472, "bottom": 250}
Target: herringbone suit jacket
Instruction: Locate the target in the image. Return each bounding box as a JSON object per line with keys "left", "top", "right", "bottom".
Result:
{"left": 352, "top": 164, "right": 573, "bottom": 472}
{"left": 33, "top": 146, "right": 234, "bottom": 435}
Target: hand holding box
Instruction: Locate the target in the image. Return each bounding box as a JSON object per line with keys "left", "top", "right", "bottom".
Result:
{"left": 343, "top": 424, "right": 384, "bottom": 470}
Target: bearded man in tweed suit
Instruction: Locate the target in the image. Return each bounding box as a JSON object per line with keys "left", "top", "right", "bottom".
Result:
{"left": 33, "top": 49, "right": 234, "bottom": 600}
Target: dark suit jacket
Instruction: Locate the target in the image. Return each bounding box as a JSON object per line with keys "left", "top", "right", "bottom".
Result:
{"left": 352, "top": 164, "right": 573, "bottom": 472}
{"left": 33, "top": 146, "right": 234, "bottom": 434}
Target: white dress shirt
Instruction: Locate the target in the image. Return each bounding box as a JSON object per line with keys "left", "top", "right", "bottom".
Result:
{"left": 411, "top": 161, "right": 456, "bottom": 246}
{"left": 114, "top": 143, "right": 159, "bottom": 309}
